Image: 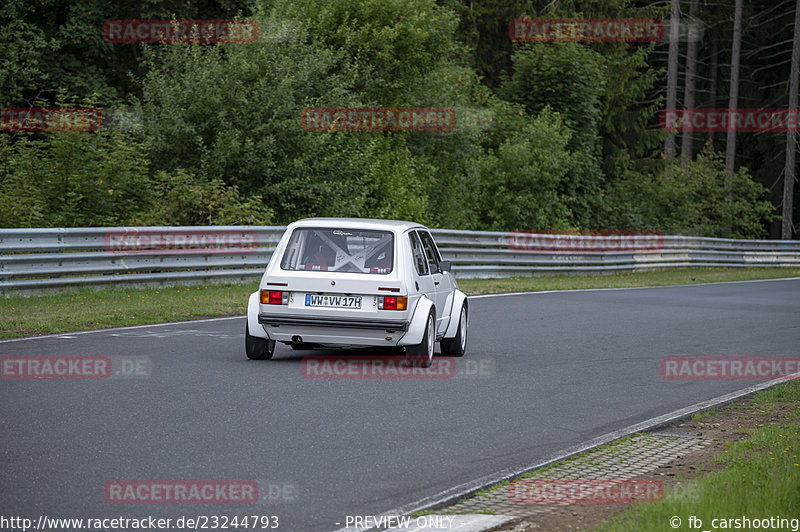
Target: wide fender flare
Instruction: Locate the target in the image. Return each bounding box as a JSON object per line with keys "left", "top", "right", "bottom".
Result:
{"left": 397, "top": 296, "right": 434, "bottom": 346}
{"left": 247, "top": 291, "right": 270, "bottom": 339}
{"left": 443, "top": 290, "right": 468, "bottom": 339}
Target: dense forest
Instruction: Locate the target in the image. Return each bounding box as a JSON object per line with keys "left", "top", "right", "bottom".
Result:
{"left": 1, "top": 0, "right": 797, "bottom": 239}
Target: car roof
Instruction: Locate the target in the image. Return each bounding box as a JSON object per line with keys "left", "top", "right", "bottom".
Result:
{"left": 286, "top": 217, "right": 427, "bottom": 233}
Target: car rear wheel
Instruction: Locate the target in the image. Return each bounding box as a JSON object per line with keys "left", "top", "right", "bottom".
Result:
{"left": 440, "top": 303, "right": 467, "bottom": 357}
{"left": 245, "top": 322, "right": 275, "bottom": 360}
{"left": 406, "top": 309, "right": 435, "bottom": 368}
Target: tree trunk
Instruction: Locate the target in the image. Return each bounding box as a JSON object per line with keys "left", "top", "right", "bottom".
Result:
{"left": 724, "top": 0, "right": 743, "bottom": 237}
{"left": 681, "top": 0, "right": 699, "bottom": 164}
{"left": 782, "top": 0, "right": 800, "bottom": 239}
{"left": 664, "top": 0, "right": 681, "bottom": 159}
{"left": 708, "top": 27, "right": 718, "bottom": 143}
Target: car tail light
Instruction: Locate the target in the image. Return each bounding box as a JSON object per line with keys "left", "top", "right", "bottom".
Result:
{"left": 378, "top": 296, "right": 407, "bottom": 310}
{"left": 261, "top": 289, "right": 288, "bottom": 305}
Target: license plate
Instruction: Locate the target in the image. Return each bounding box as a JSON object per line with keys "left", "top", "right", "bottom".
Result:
{"left": 305, "top": 294, "right": 362, "bottom": 309}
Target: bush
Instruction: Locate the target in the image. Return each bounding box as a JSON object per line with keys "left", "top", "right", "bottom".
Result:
{"left": 606, "top": 143, "right": 775, "bottom": 238}
{"left": 141, "top": 169, "right": 273, "bottom": 226}
{"left": 0, "top": 125, "right": 152, "bottom": 228}
{"left": 474, "top": 107, "right": 575, "bottom": 231}
{"left": 0, "top": 110, "right": 272, "bottom": 228}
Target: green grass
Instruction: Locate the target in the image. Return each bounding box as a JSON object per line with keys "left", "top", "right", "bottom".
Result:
{"left": 691, "top": 408, "right": 721, "bottom": 422}
{"left": 752, "top": 380, "right": 800, "bottom": 404}
{"left": 593, "top": 425, "right": 800, "bottom": 531}
{"left": 593, "top": 382, "right": 800, "bottom": 531}
{"left": 0, "top": 282, "right": 258, "bottom": 339}
{"left": 1, "top": 267, "right": 797, "bottom": 339}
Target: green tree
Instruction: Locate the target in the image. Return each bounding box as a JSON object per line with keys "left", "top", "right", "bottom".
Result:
{"left": 475, "top": 107, "right": 575, "bottom": 231}
{"left": 0, "top": 0, "right": 52, "bottom": 106}
{"left": 139, "top": 0, "right": 488, "bottom": 226}
{"left": 499, "top": 43, "right": 606, "bottom": 227}
{"left": 2, "top": 0, "right": 255, "bottom": 108}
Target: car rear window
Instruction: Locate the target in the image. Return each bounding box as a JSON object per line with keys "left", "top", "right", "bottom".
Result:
{"left": 280, "top": 228, "right": 394, "bottom": 274}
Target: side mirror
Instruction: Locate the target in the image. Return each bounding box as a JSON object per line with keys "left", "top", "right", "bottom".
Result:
{"left": 438, "top": 260, "right": 452, "bottom": 272}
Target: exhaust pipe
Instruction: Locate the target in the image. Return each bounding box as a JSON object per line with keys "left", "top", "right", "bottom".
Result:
{"left": 291, "top": 335, "right": 303, "bottom": 345}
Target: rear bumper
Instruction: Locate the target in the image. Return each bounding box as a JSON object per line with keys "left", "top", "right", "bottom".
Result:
{"left": 258, "top": 314, "right": 409, "bottom": 332}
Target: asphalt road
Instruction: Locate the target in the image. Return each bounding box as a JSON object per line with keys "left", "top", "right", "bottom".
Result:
{"left": 1, "top": 278, "right": 799, "bottom": 531}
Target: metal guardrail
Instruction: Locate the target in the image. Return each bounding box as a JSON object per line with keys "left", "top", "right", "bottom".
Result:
{"left": 1, "top": 226, "right": 799, "bottom": 292}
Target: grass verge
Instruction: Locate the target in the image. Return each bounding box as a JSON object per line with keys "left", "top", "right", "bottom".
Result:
{"left": 1, "top": 267, "right": 797, "bottom": 339}
{"left": 691, "top": 408, "right": 720, "bottom": 422}
{"left": 593, "top": 381, "right": 800, "bottom": 531}
{"left": 1, "top": 282, "right": 258, "bottom": 339}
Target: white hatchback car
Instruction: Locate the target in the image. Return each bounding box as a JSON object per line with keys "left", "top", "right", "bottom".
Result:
{"left": 245, "top": 218, "right": 468, "bottom": 363}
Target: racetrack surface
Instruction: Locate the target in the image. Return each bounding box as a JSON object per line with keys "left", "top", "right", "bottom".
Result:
{"left": 2, "top": 279, "right": 799, "bottom": 531}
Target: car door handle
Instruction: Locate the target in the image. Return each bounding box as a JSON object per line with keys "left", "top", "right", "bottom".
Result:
{"left": 434, "top": 281, "right": 440, "bottom": 286}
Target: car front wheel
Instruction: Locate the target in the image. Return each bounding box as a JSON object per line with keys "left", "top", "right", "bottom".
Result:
{"left": 440, "top": 303, "right": 467, "bottom": 357}
{"left": 245, "top": 322, "right": 275, "bottom": 360}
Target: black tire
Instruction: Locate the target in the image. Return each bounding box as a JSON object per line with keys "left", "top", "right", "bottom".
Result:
{"left": 245, "top": 322, "right": 275, "bottom": 360}
{"left": 406, "top": 309, "right": 435, "bottom": 368}
{"left": 440, "top": 303, "right": 467, "bottom": 357}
